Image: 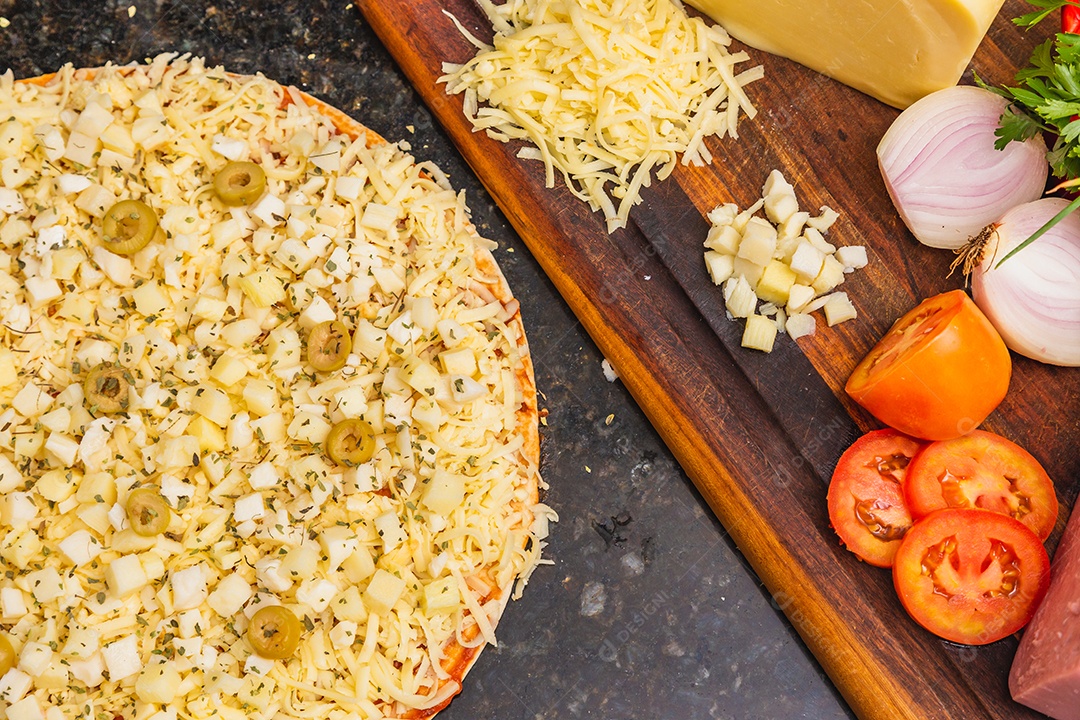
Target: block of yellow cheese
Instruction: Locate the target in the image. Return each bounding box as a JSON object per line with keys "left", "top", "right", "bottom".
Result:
{"left": 683, "top": 0, "right": 1005, "bottom": 108}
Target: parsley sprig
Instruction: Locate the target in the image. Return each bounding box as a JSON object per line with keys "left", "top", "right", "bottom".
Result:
{"left": 974, "top": 1, "right": 1080, "bottom": 264}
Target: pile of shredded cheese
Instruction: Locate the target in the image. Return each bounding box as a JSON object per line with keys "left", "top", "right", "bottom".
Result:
{"left": 0, "top": 55, "right": 553, "bottom": 720}
{"left": 440, "top": 0, "right": 763, "bottom": 232}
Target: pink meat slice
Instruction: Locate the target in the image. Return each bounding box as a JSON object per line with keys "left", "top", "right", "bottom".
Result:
{"left": 1010, "top": 504, "right": 1080, "bottom": 720}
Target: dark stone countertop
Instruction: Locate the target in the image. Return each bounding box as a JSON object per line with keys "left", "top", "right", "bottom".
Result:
{"left": 0, "top": 2, "right": 855, "bottom": 718}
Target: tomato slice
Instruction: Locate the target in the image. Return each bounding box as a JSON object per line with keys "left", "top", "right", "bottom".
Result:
{"left": 827, "top": 429, "right": 926, "bottom": 567}
{"left": 893, "top": 509, "right": 1050, "bottom": 645}
{"left": 906, "top": 431, "right": 1059, "bottom": 542}
{"left": 845, "top": 290, "right": 1011, "bottom": 441}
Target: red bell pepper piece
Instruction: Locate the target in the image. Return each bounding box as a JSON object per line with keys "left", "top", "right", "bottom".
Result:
{"left": 1064, "top": 0, "right": 1080, "bottom": 34}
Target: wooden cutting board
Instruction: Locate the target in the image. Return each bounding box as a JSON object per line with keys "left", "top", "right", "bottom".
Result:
{"left": 355, "top": 2, "right": 1080, "bottom": 718}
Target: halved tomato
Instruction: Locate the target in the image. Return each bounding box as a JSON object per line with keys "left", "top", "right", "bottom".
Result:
{"left": 827, "top": 429, "right": 926, "bottom": 567}
{"left": 845, "top": 290, "right": 1011, "bottom": 441}
{"left": 906, "top": 430, "right": 1059, "bottom": 541}
{"left": 893, "top": 509, "right": 1050, "bottom": 645}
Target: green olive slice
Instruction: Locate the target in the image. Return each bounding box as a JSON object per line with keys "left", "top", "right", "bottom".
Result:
{"left": 126, "top": 487, "right": 171, "bottom": 537}
{"left": 214, "top": 161, "right": 266, "bottom": 206}
{"left": 306, "top": 320, "right": 352, "bottom": 372}
{"left": 102, "top": 199, "right": 159, "bottom": 255}
{"left": 325, "top": 418, "right": 376, "bottom": 467}
{"left": 248, "top": 605, "right": 302, "bottom": 659}
{"left": 84, "top": 363, "right": 132, "bottom": 414}
{"left": 0, "top": 635, "right": 14, "bottom": 676}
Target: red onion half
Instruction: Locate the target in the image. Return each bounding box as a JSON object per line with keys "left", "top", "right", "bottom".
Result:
{"left": 878, "top": 85, "right": 1048, "bottom": 250}
{"left": 968, "top": 198, "right": 1080, "bottom": 366}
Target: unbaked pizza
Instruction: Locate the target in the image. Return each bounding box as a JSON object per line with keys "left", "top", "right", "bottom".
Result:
{"left": 0, "top": 55, "right": 553, "bottom": 720}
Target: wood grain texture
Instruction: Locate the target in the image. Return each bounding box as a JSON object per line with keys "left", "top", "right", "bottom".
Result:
{"left": 356, "top": 2, "right": 1080, "bottom": 718}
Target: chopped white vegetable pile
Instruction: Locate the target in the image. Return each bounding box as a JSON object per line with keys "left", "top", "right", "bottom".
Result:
{"left": 703, "top": 171, "right": 868, "bottom": 352}
{"left": 440, "top": 0, "right": 763, "bottom": 232}
{"left": 0, "top": 55, "right": 554, "bottom": 719}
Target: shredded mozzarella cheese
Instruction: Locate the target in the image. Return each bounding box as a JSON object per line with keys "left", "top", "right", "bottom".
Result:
{"left": 440, "top": 0, "right": 763, "bottom": 232}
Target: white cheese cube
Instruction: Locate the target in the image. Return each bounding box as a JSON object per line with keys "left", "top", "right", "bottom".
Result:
{"left": 26, "top": 567, "right": 63, "bottom": 604}
{"left": 786, "top": 312, "right": 817, "bottom": 340}
{"left": 812, "top": 255, "right": 847, "bottom": 295}
{"left": 131, "top": 115, "right": 171, "bottom": 151}
{"left": 62, "top": 132, "right": 98, "bottom": 168}
{"left": 101, "top": 636, "right": 142, "bottom": 682}
{"left": 207, "top": 573, "right": 253, "bottom": 617}
{"left": 329, "top": 620, "right": 358, "bottom": 649}
{"left": 135, "top": 662, "right": 181, "bottom": 704}
{"left": 742, "top": 314, "right": 778, "bottom": 353}
{"left": 90, "top": 245, "right": 133, "bottom": 286}
{"left": 56, "top": 173, "right": 92, "bottom": 195}
{"left": 33, "top": 124, "right": 65, "bottom": 162}
{"left": 788, "top": 241, "right": 826, "bottom": 283}
{"left": 704, "top": 251, "right": 735, "bottom": 286}
{"left": 68, "top": 653, "right": 104, "bottom": 687}
{"left": 242, "top": 380, "right": 278, "bottom": 417}
{"left": 73, "top": 102, "right": 114, "bottom": 137}
{"left": 99, "top": 122, "right": 136, "bottom": 157}
{"left": 764, "top": 190, "right": 800, "bottom": 226}
{"left": 0, "top": 187, "right": 25, "bottom": 214}
{"left": 704, "top": 223, "right": 741, "bottom": 255}
{"left": 319, "top": 527, "right": 359, "bottom": 571}
{"left": 836, "top": 245, "right": 869, "bottom": 271}
{"left": 786, "top": 283, "right": 817, "bottom": 313}
{"left": 0, "top": 587, "right": 27, "bottom": 617}
{"left": 61, "top": 627, "right": 100, "bottom": 658}
{"left": 254, "top": 558, "right": 292, "bottom": 593}
{"left": 250, "top": 413, "right": 285, "bottom": 443}
{"left": 0, "top": 455, "right": 21, "bottom": 493}
{"left": 422, "top": 470, "right": 465, "bottom": 515}
{"left": 192, "top": 387, "right": 232, "bottom": 428}
{"left": 0, "top": 667, "right": 32, "bottom": 703}
{"left": 331, "top": 385, "right": 368, "bottom": 419}
{"left": 244, "top": 653, "right": 275, "bottom": 676}
{"left": 171, "top": 564, "right": 208, "bottom": 611}
{"left": 335, "top": 175, "right": 364, "bottom": 201}
{"left": 298, "top": 294, "right": 336, "bottom": 329}
{"left": 807, "top": 205, "right": 841, "bottom": 232}
{"left": 287, "top": 412, "right": 332, "bottom": 444}
{"left": 1, "top": 492, "right": 37, "bottom": 528}
{"left": 106, "top": 554, "right": 148, "bottom": 598}
{"left": 247, "top": 462, "right": 281, "bottom": 491}
{"left": 175, "top": 609, "right": 204, "bottom": 640}
{"left": 374, "top": 511, "right": 406, "bottom": 552}
{"left": 211, "top": 134, "right": 247, "bottom": 161}
{"left": 363, "top": 569, "right": 406, "bottom": 615}
{"left": 233, "top": 493, "right": 266, "bottom": 523}
{"left": 311, "top": 139, "right": 342, "bottom": 172}
{"left": 274, "top": 237, "right": 317, "bottom": 274}
{"left": 736, "top": 217, "right": 778, "bottom": 266}
{"left": 296, "top": 578, "right": 338, "bottom": 613}
{"left": 250, "top": 193, "right": 286, "bottom": 227}
{"left": 823, "top": 292, "right": 858, "bottom": 326}
{"left": 723, "top": 276, "right": 757, "bottom": 319}
{"left": 423, "top": 577, "right": 460, "bottom": 614}
{"left": 18, "top": 641, "right": 53, "bottom": 677}
{"left": 342, "top": 548, "right": 376, "bottom": 584}
{"left": 450, "top": 375, "right": 486, "bottom": 403}
{"left": 159, "top": 435, "right": 200, "bottom": 469}
{"left": 58, "top": 530, "right": 102, "bottom": 567}
{"left": 5, "top": 696, "right": 44, "bottom": 720}
{"left": 45, "top": 432, "right": 80, "bottom": 466}
{"left": 12, "top": 383, "right": 53, "bottom": 418}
